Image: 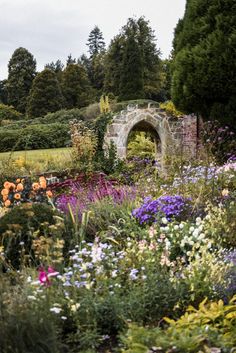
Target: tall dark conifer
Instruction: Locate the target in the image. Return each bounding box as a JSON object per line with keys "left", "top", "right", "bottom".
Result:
{"left": 172, "top": 0, "right": 236, "bottom": 124}
{"left": 119, "top": 34, "right": 144, "bottom": 101}
{"left": 7, "top": 47, "right": 36, "bottom": 113}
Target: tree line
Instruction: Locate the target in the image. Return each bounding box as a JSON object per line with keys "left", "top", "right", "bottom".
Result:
{"left": 0, "top": 0, "right": 235, "bottom": 125}
{"left": 0, "top": 17, "right": 170, "bottom": 118}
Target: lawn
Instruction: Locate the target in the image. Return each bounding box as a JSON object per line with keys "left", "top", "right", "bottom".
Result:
{"left": 0, "top": 147, "right": 73, "bottom": 174}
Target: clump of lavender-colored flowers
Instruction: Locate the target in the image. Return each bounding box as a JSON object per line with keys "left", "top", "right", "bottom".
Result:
{"left": 55, "top": 173, "right": 136, "bottom": 217}
{"left": 132, "top": 195, "right": 192, "bottom": 225}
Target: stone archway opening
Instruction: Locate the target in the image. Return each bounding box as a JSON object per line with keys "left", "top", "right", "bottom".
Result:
{"left": 126, "top": 121, "right": 161, "bottom": 162}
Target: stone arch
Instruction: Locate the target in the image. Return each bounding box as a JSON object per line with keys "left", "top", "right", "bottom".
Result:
{"left": 104, "top": 106, "right": 198, "bottom": 171}
{"left": 118, "top": 112, "right": 164, "bottom": 160}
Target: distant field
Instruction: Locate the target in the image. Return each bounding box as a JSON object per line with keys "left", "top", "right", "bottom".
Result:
{"left": 0, "top": 147, "right": 73, "bottom": 174}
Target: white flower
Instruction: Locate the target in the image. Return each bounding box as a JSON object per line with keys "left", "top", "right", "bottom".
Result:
{"left": 179, "top": 223, "right": 184, "bottom": 229}
{"left": 61, "top": 316, "right": 67, "bottom": 320}
{"left": 189, "top": 226, "right": 195, "bottom": 233}
{"left": 192, "top": 229, "right": 199, "bottom": 237}
{"left": 50, "top": 307, "right": 62, "bottom": 314}
{"left": 27, "top": 295, "right": 36, "bottom": 300}
{"left": 196, "top": 217, "right": 202, "bottom": 225}
{"left": 161, "top": 217, "right": 168, "bottom": 225}
{"left": 174, "top": 225, "right": 179, "bottom": 230}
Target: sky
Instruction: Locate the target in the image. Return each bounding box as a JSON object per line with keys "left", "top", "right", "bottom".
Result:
{"left": 0, "top": 0, "right": 186, "bottom": 79}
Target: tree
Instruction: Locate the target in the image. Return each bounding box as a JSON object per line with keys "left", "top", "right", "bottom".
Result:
{"left": 45, "top": 59, "right": 64, "bottom": 73}
{"left": 104, "top": 35, "right": 124, "bottom": 95}
{"left": 104, "top": 17, "right": 163, "bottom": 100}
{"left": 27, "top": 68, "right": 64, "bottom": 117}
{"left": 87, "top": 26, "right": 105, "bottom": 58}
{"left": 0, "top": 80, "right": 8, "bottom": 105}
{"left": 119, "top": 33, "right": 144, "bottom": 101}
{"left": 66, "top": 54, "right": 76, "bottom": 66}
{"left": 7, "top": 47, "right": 36, "bottom": 113}
{"left": 172, "top": 0, "right": 236, "bottom": 125}
{"left": 61, "top": 64, "right": 92, "bottom": 109}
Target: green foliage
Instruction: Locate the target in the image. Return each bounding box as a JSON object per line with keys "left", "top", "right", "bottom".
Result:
{"left": 61, "top": 64, "right": 93, "bottom": 109}
{"left": 0, "top": 275, "right": 64, "bottom": 353}
{"left": 0, "top": 79, "right": 8, "bottom": 105}
{"left": 7, "top": 47, "right": 36, "bottom": 113}
{"left": 119, "top": 33, "right": 144, "bottom": 101}
{"left": 127, "top": 132, "right": 155, "bottom": 159}
{"left": 87, "top": 26, "right": 106, "bottom": 58}
{"left": 172, "top": 0, "right": 236, "bottom": 125}
{"left": 0, "top": 104, "right": 23, "bottom": 122}
{"left": 122, "top": 296, "right": 236, "bottom": 353}
{"left": 0, "top": 203, "right": 58, "bottom": 268}
{"left": 204, "top": 201, "right": 236, "bottom": 247}
{"left": 104, "top": 17, "right": 164, "bottom": 101}
{"left": 27, "top": 68, "right": 64, "bottom": 118}
{"left": 0, "top": 123, "right": 70, "bottom": 152}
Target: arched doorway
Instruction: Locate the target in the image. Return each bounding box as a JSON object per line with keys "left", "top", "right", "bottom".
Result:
{"left": 126, "top": 120, "right": 161, "bottom": 162}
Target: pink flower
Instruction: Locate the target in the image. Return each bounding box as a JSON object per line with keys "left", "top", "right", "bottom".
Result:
{"left": 38, "top": 268, "right": 50, "bottom": 286}
{"left": 38, "top": 266, "right": 59, "bottom": 286}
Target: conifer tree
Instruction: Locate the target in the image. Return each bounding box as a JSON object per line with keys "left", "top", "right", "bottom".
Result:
{"left": 7, "top": 47, "right": 36, "bottom": 113}
{"left": 104, "top": 17, "right": 163, "bottom": 100}
{"left": 172, "top": 0, "right": 236, "bottom": 124}
{"left": 61, "top": 64, "right": 92, "bottom": 109}
{"left": 87, "top": 26, "right": 105, "bottom": 57}
{"left": 119, "top": 34, "right": 144, "bottom": 101}
{"left": 27, "top": 68, "right": 63, "bottom": 117}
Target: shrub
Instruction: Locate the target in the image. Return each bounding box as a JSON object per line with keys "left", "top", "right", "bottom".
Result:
{"left": 0, "top": 104, "right": 23, "bottom": 122}
{"left": 0, "top": 203, "right": 59, "bottom": 268}
{"left": 0, "top": 123, "right": 70, "bottom": 151}
{"left": 122, "top": 296, "right": 236, "bottom": 353}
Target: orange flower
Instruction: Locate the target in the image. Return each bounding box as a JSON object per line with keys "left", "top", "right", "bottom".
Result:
{"left": 16, "top": 178, "right": 21, "bottom": 183}
{"left": 40, "top": 181, "right": 47, "bottom": 189}
{"left": 32, "top": 182, "right": 40, "bottom": 191}
{"left": 46, "top": 190, "right": 53, "bottom": 198}
{"left": 14, "top": 193, "right": 21, "bottom": 200}
{"left": 1, "top": 188, "right": 9, "bottom": 196}
{"left": 3, "top": 181, "right": 11, "bottom": 189}
{"left": 9, "top": 183, "right": 16, "bottom": 190}
{"left": 39, "top": 176, "right": 46, "bottom": 182}
{"left": 4, "top": 200, "right": 11, "bottom": 207}
{"left": 2, "top": 195, "right": 8, "bottom": 201}
{"left": 16, "top": 183, "right": 24, "bottom": 192}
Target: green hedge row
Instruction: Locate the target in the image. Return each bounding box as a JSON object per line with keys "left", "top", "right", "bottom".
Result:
{"left": 0, "top": 123, "right": 70, "bottom": 151}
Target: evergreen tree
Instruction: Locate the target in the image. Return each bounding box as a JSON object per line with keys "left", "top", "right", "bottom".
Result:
{"left": 66, "top": 54, "right": 76, "bottom": 66}
{"left": 0, "top": 80, "right": 8, "bottom": 104}
{"left": 172, "top": 0, "right": 236, "bottom": 125}
{"left": 7, "top": 47, "right": 36, "bottom": 113}
{"left": 104, "top": 17, "right": 163, "bottom": 100}
{"left": 87, "top": 26, "right": 105, "bottom": 57}
{"left": 104, "top": 35, "right": 124, "bottom": 95}
{"left": 27, "top": 68, "right": 63, "bottom": 117}
{"left": 61, "top": 64, "right": 92, "bottom": 109}
{"left": 45, "top": 60, "right": 64, "bottom": 73}
{"left": 119, "top": 33, "right": 144, "bottom": 101}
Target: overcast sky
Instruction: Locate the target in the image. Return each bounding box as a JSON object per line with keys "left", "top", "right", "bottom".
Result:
{"left": 0, "top": 0, "right": 186, "bottom": 79}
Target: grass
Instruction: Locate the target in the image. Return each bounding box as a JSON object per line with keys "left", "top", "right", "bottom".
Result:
{"left": 0, "top": 147, "right": 73, "bottom": 175}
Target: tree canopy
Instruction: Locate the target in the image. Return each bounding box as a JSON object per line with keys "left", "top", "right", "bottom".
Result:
{"left": 7, "top": 47, "right": 36, "bottom": 113}
{"left": 27, "top": 68, "right": 64, "bottom": 117}
{"left": 172, "top": 0, "right": 236, "bottom": 125}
